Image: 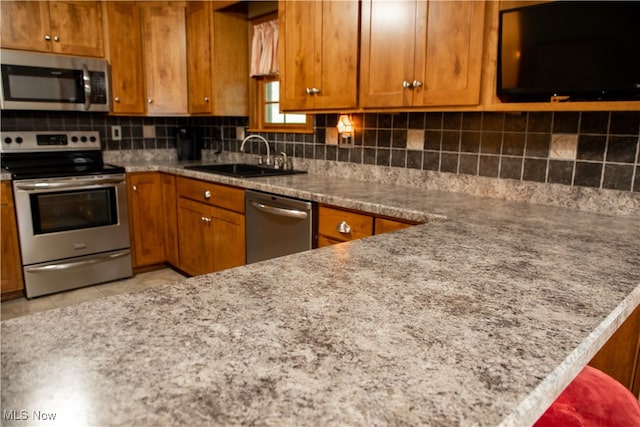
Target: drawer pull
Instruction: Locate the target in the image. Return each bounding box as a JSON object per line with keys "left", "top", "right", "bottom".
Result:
{"left": 203, "top": 190, "right": 211, "bottom": 200}
{"left": 337, "top": 221, "right": 351, "bottom": 235}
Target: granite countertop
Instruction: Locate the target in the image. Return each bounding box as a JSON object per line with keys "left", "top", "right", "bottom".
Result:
{"left": 2, "top": 160, "right": 639, "bottom": 426}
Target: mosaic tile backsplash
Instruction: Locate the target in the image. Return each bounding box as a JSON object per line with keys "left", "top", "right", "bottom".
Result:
{"left": 1, "top": 110, "right": 639, "bottom": 193}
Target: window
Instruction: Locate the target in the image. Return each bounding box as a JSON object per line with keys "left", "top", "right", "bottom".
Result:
{"left": 250, "top": 76, "right": 313, "bottom": 133}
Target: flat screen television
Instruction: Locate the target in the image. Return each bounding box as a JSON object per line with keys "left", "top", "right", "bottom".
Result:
{"left": 497, "top": 1, "right": 640, "bottom": 103}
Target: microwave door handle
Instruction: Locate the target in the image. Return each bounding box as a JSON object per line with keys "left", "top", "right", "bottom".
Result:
{"left": 82, "top": 63, "right": 91, "bottom": 111}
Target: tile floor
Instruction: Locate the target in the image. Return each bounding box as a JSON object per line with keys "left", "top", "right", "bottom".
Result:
{"left": 1, "top": 268, "right": 186, "bottom": 321}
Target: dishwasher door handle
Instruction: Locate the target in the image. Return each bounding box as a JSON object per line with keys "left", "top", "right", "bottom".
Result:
{"left": 251, "top": 201, "right": 308, "bottom": 219}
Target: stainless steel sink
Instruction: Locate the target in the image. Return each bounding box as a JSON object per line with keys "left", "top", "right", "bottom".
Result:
{"left": 184, "top": 163, "right": 307, "bottom": 178}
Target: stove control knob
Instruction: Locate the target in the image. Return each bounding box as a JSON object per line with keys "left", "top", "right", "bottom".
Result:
{"left": 15, "top": 137, "right": 23, "bottom": 144}
{"left": 89, "top": 136, "right": 96, "bottom": 142}
{"left": 71, "top": 136, "right": 79, "bottom": 143}
{"left": 4, "top": 137, "right": 12, "bottom": 144}
{"left": 81, "top": 136, "right": 87, "bottom": 142}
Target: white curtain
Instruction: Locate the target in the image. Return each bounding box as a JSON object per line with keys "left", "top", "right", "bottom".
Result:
{"left": 250, "top": 19, "right": 279, "bottom": 77}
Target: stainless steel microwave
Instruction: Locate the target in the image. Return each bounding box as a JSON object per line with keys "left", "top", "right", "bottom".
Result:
{"left": 0, "top": 49, "right": 110, "bottom": 112}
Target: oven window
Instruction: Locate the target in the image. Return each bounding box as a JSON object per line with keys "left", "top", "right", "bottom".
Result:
{"left": 30, "top": 188, "right": 118, "bottom": 234}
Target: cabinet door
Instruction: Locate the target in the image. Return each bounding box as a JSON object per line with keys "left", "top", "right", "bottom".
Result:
{"left": 412, "top": 1, "right": 485, "bottom": 106}
{"left": 210, "top": 8, "right": 249, "bottom": 116}
{"left": 313, "top": 1, "right": 359, "bottom": 110}
{"left": 187, "top": 1, "right": 213, "bottom": 114}
{"left": 280, "top": 0, "right": 359, "bottom": 111}
{"left": 589, "top": 305, "right": 640, "bottom": 397}
{"left": 161, "top": 174, "right": 179, "bottom": 267}
{"left": 1, "top": 182, "right": 24, "bottom": 296}
{"left": 360, "top": 0, "right": 418, "bottom": 108}
{"left": 142, "top": 4, "right": 189, "bottom": 115}
{"left": 128, "top": 173, "right": 166, "bottom": 268}
{"left": 177, "top": 198, "right": 215, "bottom": 276}
{"left": 279, "top": 1, "right": 316, "bottom": 110}
{"left": 107, "top": 1, "right": 145, "bottom": 115}
{"left": 0, "top": 1, "right": 51, "bottom": 52}
{"left": 211, "top": 206, "right": 245, "bottom": 271}
{"left": 48, "top": 1, "right": 104, "bottom": 57}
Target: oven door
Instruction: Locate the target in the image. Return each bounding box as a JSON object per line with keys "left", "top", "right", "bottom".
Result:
{"left": 13, "top": 174, "right": 131, "bottom": 266}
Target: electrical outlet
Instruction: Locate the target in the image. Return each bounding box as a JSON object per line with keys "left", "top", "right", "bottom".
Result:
{"left": 111, "top": 125, "right": 122, "bottom": 141}
{"left": 236, "top": 126, "right": 245, "bottom": 141}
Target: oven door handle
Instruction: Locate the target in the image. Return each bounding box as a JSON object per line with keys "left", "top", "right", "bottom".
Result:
{"left": 25, "top": 250, "right": 130, "bottom": 273}
{"left": 15, "top": 176, "right": 125, "bottom": 191}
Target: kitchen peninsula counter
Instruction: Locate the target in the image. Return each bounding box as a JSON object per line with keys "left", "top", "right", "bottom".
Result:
{"left": 2, "top": 161, "right": 639, "bottom": 426}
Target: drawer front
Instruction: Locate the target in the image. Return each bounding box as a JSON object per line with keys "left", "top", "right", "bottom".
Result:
{"left": 374, "top": 217, "right": 414, "bottom": 235}
{"left": 318, "top": 206, "right": 373, "bottom": 242}
{"left": 177, "top": 177, "right": 244, "bottom": 213}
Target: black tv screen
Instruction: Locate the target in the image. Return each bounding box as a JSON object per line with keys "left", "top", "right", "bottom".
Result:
{"left": 497, "top": 1, "right": 640, "bottom": 103}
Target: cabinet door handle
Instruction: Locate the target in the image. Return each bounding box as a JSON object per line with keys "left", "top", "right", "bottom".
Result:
{"left": 201, "top": 216, "right": 211, "bottom": 224}
{"left": 114, "top": 97, "right": 120, "bottom": 103}
{"left": 203, "top": 190, "right": 211, "bottom": 200}
{"left": 305, "top": 87, "right": 320, "bottom": 95}
{"left": 132, "top": 185, "right": 138, "bottom": 192}
{"left": 402, "top": 80, "right": 412, "bottom": 89}
{"left": 337, "top": 221, "right": 351, "bottom": 235}
{"left": 44, "top": 34, "right": 51, "bottom": 41}
{"left": 53, "top": 35, "right": 60, "bottom": 42}
{"left": 412, "top": 80, "right": 423, "bottom": 88}
{"left": 204, "top": 97, "right": 210, "bottom": 102}
{"left": 147, "top": 99, "right": 153, "bottom": 104}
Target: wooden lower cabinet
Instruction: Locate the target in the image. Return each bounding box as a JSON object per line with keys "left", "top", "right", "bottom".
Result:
{"left": 1, "top": 181, "right": 24, "bottom": 299}
{"left": 161, "top": 173, "right": 179, "bottom": 267}
{"left": 318, "top": 206, "right": 374, "bottom": 247}
{"left": 375, "top": 217, "right": 415, "bottom": 235}
{"left": 176, "top": 177, "right": 245, "bottom": 276}
{"left": 318, "top": 205, "right": 421, "bottom": 247}
{"left": 127, "top": 172, "right": 166, "bottom": 268}
{"left": 589, "top": 305, "right": 640, "bottom": 398}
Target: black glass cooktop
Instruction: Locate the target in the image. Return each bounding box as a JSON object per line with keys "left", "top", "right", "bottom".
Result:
{"left": 1, "top": 151, "right": 125, "bottom": 180}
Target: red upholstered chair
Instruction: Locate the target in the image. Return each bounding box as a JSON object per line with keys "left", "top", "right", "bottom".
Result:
{"left": 534, "top": 365, "right": 640, "bottom": 427}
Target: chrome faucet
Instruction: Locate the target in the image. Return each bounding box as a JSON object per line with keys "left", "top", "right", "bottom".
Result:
{"left": 240, "top": 134, "right": 271, "bottom": 165}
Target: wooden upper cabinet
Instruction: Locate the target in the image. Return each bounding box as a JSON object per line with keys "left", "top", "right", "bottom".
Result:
{"left": 1, "top": 1, "right": 104, "bottom": 57}
{"left": 48, "top": 1, "right": 104, "bottom": 57}
{"left": 142, "top": 4, "right": 189, "bottom": 115}
{"left": 1, "top": 1, "right": 51, "bottom": 52}
{"left": 279, "top": 0, "right": 359, "bottom": 111}
{"left": 360, "top": 0, "right": 485, "bottom": 108}
{"left": 186, "top": 1, "right": 213, "bottom": 114}
{"left": 210, "top": 7, "right": 249, "bottom": 116}
{"left": 186, "top": 2, "right": 248, "bottom": 116}
{"left": 106, "top": 1, "right": 145, "bottom": 115}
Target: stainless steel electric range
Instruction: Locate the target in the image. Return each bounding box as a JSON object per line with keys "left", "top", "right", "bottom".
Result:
{"left": 1, "top": 131, "right": 132, "bottom": 298}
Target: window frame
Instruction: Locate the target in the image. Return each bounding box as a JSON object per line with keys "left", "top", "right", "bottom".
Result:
{"left": 249, "top": 76, "right": 313, "bottom": 134}
{"left": 248, "top": 12, "right": 313, "bottom": 134}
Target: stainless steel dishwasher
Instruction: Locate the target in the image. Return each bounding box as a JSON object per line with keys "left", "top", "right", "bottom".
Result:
{"left": 245, "top": 190, "right": 317, "bottom": 264}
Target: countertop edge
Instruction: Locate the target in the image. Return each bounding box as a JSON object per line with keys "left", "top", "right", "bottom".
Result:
{"left": 501, "top": 284, "right": 640, "bottom": 426}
